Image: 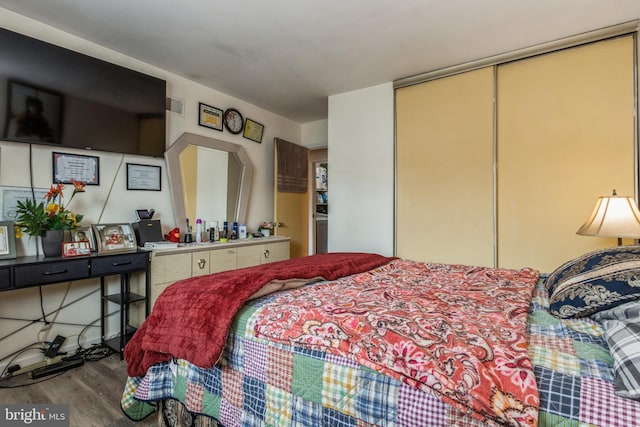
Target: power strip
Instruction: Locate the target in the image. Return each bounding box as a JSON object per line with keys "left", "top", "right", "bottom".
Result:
{"left": 29, "top": 358, "right": 84, "bottom": 379}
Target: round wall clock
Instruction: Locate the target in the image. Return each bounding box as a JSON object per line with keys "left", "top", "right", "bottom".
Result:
{"left": 223, "top": 108, "right": 244, "bottom": 134}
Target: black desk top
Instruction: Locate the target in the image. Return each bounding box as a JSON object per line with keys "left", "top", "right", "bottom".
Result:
{"left": 0, "top": 248, "right": 149, "bottom": 267}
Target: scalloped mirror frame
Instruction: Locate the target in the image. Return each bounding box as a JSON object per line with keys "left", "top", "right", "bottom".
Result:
{"left": 165, "top": 132, "right": 254, "bottom": 226}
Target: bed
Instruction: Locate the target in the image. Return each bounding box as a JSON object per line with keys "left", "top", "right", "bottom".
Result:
{"left": 121, "top": 250, "right": 640, "bottom": 426}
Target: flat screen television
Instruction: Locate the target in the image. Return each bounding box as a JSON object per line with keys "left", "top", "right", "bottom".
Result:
{"left": 0, "top": 28, "right": 166, "bottom": 157}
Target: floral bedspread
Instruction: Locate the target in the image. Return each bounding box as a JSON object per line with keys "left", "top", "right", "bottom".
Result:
{"left": 253, "top": 259, "right": 540, "bottom": 426}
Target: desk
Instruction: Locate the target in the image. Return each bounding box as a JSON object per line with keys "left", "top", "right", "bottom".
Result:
{"left": 0, "top": 250, "right": 150, "bottom": 357}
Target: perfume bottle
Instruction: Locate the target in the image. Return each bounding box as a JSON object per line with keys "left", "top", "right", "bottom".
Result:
{"left": 195, "top": 218, "right": 202, "bottom": 243}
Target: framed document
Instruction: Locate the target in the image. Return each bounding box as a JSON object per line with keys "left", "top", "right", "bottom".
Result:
{"left": 0, "top": 221, "right": 16, "bottom": 259}
{"left": 243, "top": 118, "right": 264, "bottom": 143}
{"left": 52, "top": 152, "right": 100, "bottom": 185}
{"left": 126, "top": 163, "right": 161, "bottom": 191}
{"left": 198, "top": 102, "right": 223, "bottom": 131}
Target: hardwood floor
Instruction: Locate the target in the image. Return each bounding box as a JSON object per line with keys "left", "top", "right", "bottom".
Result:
{"left": 0, "top": 353, "right": 157, "bottom": 427}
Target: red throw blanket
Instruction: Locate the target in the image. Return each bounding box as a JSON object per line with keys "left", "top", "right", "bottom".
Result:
{"left": 124, "top": 252, "right": 394, "bottom": 377}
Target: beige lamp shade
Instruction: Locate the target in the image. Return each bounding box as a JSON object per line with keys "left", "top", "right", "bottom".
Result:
{"left": 577, "top": 190, "right": 640, "bottom": 239}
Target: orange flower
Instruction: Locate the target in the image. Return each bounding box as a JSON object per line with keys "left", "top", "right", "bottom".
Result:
{"left": 44, "top": 183, "right": 64, "bottom": 200}
{"left": 70, "top": 179, "right": 86, "bottom": 193}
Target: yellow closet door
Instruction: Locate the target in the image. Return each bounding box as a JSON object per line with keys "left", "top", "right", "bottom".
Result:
{"left": 396, "top": 67, "right": 495, "bottom": 266}
{"left": 497, "top": 35, "right": 635, "bottom": 271}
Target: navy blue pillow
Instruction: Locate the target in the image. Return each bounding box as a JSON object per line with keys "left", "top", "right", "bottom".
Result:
{"left": 546, "top": 245, "right": 640, "bottom": 318}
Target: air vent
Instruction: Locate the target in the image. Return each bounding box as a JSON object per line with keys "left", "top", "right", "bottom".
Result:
{"left": 166, "top": 97, "right": 184, "bottom": 116}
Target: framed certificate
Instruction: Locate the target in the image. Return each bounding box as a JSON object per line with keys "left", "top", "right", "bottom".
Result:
{"left": 198, "top": 102, "right": 223, "bottom": 131}
{"left": 243, "top": 118, "right": 264, "bottom": 143}
{"left": 126, "top": 163, "right": 161, "bottom": 191}
{"left": 0, "top": 221, "right": 16, "bottom": 259}
{"left": 52, "top": 152, "right": 100, "bottom": 185}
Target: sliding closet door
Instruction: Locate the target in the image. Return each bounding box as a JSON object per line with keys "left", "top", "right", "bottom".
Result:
{"left": 396, "top": 67, "right": 495, "bottom": 266}
{"left": 497, "top": 35, "right": 635, "bottom": 271}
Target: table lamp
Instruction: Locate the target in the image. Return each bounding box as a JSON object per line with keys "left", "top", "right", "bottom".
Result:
{"left": 577, "top": 189, "right": 640, "bottom": 245}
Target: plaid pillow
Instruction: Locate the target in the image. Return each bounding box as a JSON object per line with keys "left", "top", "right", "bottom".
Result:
{"left": 546, "top": 245, "right": 640, "bottom": 318}
{"left": 594, "top": 301, "right": 640, "bottom": 399}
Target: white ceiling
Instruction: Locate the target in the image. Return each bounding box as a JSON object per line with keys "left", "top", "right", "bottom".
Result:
{"left": 1, "top": 0, "right": 639, "bottom": 123}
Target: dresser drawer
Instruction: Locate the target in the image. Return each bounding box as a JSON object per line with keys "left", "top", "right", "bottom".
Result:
{"left": 0, "top": 268, "right": 10, "bottom": 290}
{"left": 91, "top": 252, "right": 148, "bottom": 276}
{"left": 14, "top": 259, "right": 90, "bottom": 287}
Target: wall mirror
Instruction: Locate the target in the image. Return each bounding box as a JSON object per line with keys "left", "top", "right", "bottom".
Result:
{"left": 165, "top": 132, "right": 253, "bottom": 229}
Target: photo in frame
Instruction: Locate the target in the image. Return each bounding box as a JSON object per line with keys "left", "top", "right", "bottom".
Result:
{"left": 62, "top": 241, "right": 91, "bottom": 257}
{"left": 243, "top": 118, "right": 264, "bottom": 143}
{"left": 92, "top": 223, "right": 137, "bottom": 254}
{"left": 3, "top": 80, "right": 63, "bottom": 144}
{"left": 198, "top": 102, "right": 223, "bottom": 131}
{"left": 0, "top": 221, "right": 16, "bottom": 259}
{"left": 69, "top": 226, "right": 96, "bottom": 252}
{"left": 126, "top": 163, "right": 161, "bottom": 191}
{"left": 52, "top": 152, "right": 100, "bottom": 185}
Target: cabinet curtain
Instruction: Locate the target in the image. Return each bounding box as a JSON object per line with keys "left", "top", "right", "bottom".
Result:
{"left": 396, "top": 34, "right": 636, "bottom": 272}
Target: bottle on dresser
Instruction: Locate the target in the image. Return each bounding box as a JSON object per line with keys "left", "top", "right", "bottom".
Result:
{"left": 209, "top": 221, "right": 219, "bottom": 241}
{"left": 222, "top": 221, "right": 228, "bottom": 239}
{"left": 195, "top": 219, "right": 203, "bottom": 243}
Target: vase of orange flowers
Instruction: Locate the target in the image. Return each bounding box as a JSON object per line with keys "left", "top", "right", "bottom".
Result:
{"left": 16, "top": 180, "right": 86, "bottom": 256}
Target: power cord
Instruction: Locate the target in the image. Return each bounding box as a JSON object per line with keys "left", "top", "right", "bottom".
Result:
{"left": 0, "top": 310, "right": 121, "bottom": 388}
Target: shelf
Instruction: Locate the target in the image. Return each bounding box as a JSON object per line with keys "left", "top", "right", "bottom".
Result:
{"left": 105, "top": 292, "right": 145, "bottom": 305}
{"left": 103, "top": 325, "right": 137, "bottom": 353}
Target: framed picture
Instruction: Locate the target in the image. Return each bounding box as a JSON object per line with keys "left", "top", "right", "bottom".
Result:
{"left": 92, "top": 223, "right": 137, "bottom": 254}
{"left": 0, "top": 221, "right": 16, "bottom": 260}
{"left": 69, "top": 226, "right": 96, "bottom": 252}
{"left": 52, "top": 152, "right": 100, "bottom": 185}
{"left": 243, "top": 118, "right": 264, "bottom": 143}
{"left": 126, "top": 163, "right": 161, "bottom": 191}
{"left": 62, "top": 241, "right": 91, "bottom": 257}
{"left": 198, "top": 102, "right": 223, "bottom": 131}
{"left": 3, "top": 80, "right": 63, "bottom": 144}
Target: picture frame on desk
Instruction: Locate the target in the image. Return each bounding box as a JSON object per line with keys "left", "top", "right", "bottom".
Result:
{"left": 92, "top": 223, "right": 137, "bottom": 254}
{"left": 0, "top": 221, "right": 16, "bottom": 259}
{"left": 62, "top": 241, "right": 91, "bottom": 257}
{"left": 69, "top": 226, "right": 96, "bottom": 252}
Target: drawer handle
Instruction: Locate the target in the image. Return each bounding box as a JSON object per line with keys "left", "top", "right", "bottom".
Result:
{"left": 42, "top": 269, "right": 68, "bottom": 276}
{"left": 198, "top": 258, "right": 206, "bottom": 269}
{"left": 264, "top": 250, "right": 270, "bottom": 259}
{"left": 111, "top": 261, "right": 132, "bottom": 267}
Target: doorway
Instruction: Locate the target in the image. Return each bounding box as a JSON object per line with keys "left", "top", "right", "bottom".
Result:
{"left": 310, "top": 148, "right": 328, "bottom": 254}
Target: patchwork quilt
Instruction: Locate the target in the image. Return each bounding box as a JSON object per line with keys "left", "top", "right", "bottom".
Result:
{"left": 122, "top": 264, "right": 640, "bottom": 426}
{"left": 528, "top": 277, "right": 640, "bottom": 426}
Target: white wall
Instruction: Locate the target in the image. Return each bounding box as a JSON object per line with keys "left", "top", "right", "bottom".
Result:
{"left": 302, "top": 119, "right": 328, "bottom": 149}
{"left": 328, "top": 83, "right": 394, "bottom": 256}
{"left": 0, "top": 8, "right": 302, "bottom": 371}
